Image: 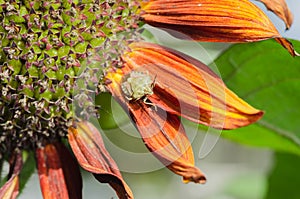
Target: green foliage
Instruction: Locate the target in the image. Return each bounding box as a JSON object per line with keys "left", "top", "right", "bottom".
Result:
{"left": 214, "top": 39, "right": 300, "bottom": 155}
{"left": 265, "top": 152, "right": 300, "bottom": 199}
{"left": 96, "top": 92, "right": 129, "bottom": 130}
{"left": 19, "top": 152, "right": 35, "bottom": 193}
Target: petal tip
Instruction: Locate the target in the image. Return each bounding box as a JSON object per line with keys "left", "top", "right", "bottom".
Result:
{"left": 225, "top": 109, "right": 264, "bottom": 130}
{"left": 183, "top": 175, "right": 207, "bottom": 184}
{"left": 252, "top": 110, "right": 265, "bottom": 123}
{"left": 275, "top": 38, "right": 300, "bottom": 57}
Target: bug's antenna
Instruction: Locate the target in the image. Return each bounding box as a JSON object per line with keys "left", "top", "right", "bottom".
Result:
{"left": 152, "top": 74, "right": 157, "bottom": 88}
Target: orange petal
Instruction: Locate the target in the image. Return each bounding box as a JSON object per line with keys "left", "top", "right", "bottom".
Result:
{"left": 131, "top": 102, "right": 206, "bottom": 184}
{"left": 35, "top": 143, "right": 82, "bottom": 199}
{"left": 0, "top": 153, "right": 22, "bottom": 199}
{"left": 141, "top": 0, "right": 298, "bottom": 56}
{"left": 120, "top": 42, "right": 263, "bottom": 129}
{"left": 257, "top": 0, "right": 293, "bottom": 29}
{"left": 68, "top": 121, "right": 133, "bottom": 199}
{"left": 106, "top": 71, "right": 206, "bottom": 184}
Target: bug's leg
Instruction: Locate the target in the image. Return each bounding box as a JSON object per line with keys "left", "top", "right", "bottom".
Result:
{"left": 143, "top": 97, "right": 157, "bottom": 111}
{"left": 126, "top": 96, "right": 133, "bottom": 101}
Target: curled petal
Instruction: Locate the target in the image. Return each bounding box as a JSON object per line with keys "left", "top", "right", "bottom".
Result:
{"left": 35, "top": 143, "right": 82, "bottom": 199}
{"left": 68, "top": 121, "right": 133, "bottom": 199}
{"left": 121, "top": 42, "right": 263, "bottom": 129}
{"left": 141, "top": 0, "right": 298, "bottom": 56}
{"left": 106, "top": 71, "right": 206, "bottom": 184}
{"left": 257, "top": 0, "right": 293, "bottom": 29}
{"left": 0, "top": 153, "right": 22, "bottom": 199}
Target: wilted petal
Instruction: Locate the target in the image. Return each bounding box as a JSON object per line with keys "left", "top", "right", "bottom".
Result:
{"left": 121, "top": 42, "right": 263, "bottom": 129}
{"left": 68, "top": 121, "right": 133, "bottom": 199}
{"left": 106, "top": 71, "right": 206, "bottom": 184}
{"left": 141, "top": 0, "right": 298, "bottom": 56}
{"left": 257, "top": 0, "right": 293, "bottom": 29}
{"left": 35, "top": 143, "right": 82, "bottom": 199}
{"left": 0, "top": 153, "right": 22, "bottom": 199}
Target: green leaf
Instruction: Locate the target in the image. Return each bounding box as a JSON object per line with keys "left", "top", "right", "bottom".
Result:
{"left": 19, "top": 152, "right": 35, "bottom": 193}
{"left": 265, "top": 152, "right": 300, "bottom": 199}
{"left": 0, "top": 160, "right": 6, "bottom": 187}
{"left": 95, "top": 92, "right": 129, "bottom": 130}
{"left": 213, "top": 39, "right": 300, "bottom": 155}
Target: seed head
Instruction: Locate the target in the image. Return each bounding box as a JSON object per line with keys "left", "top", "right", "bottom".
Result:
{"left": 0, "top": 0, "right": 141, "bottom": 156}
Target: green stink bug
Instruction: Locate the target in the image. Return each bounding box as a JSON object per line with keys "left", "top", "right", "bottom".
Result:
{"left": 121, "top": 71, "right": 155, "bottom": 104}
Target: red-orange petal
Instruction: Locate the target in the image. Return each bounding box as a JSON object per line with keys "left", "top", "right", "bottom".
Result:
{"left": 0, "top": 153, "right": 22, "bottom": 199}
{"left": 121, "top": 42, "right": 263, "bottom": 129}
{"left": 35, "top": 143, "right": 82, "bottom": 199}
{"left": 68, "top": 121, "right": 133, "bottom": 199}
{"left": 141, "top": 0, "right": 298, "bottom": 56}
{"left": 131, "top": 102, "right": 206, "bottom": 184}
{"left": 106, "top": 71, "right": 206, "bottom": 184}
{"left": 257, "top": 0, "right": 293, "bottom": 29}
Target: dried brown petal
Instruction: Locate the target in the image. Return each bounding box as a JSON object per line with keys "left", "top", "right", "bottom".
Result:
{"left": 257, "top": 0, "right": 293, "bottom": 29}
{"left": 68, "top": 121, "right": 133, "bottom": 199}
{"left": 35, "top": 143, "right": 82, "bottom": 199}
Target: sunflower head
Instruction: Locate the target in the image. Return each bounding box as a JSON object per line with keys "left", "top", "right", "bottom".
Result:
{"left": 0, "top": 0, "right": 141, "bottom": 158}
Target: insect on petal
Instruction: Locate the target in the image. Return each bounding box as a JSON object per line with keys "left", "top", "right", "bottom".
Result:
{"left": 141, "top": 0, "right": 298, "bottom": 56}
{"left": 68, "top": 121, "right": 133, "bottom": 199}
{"left": 106, "top": 71, "right": 206, "bottom": 184}
{"left": 122, "top": 42, "right": 264, "bottom": 129}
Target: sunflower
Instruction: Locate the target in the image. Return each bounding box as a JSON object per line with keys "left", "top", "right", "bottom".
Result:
{"left": 0, "top": 0, "right": 296, "bottom": 198}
